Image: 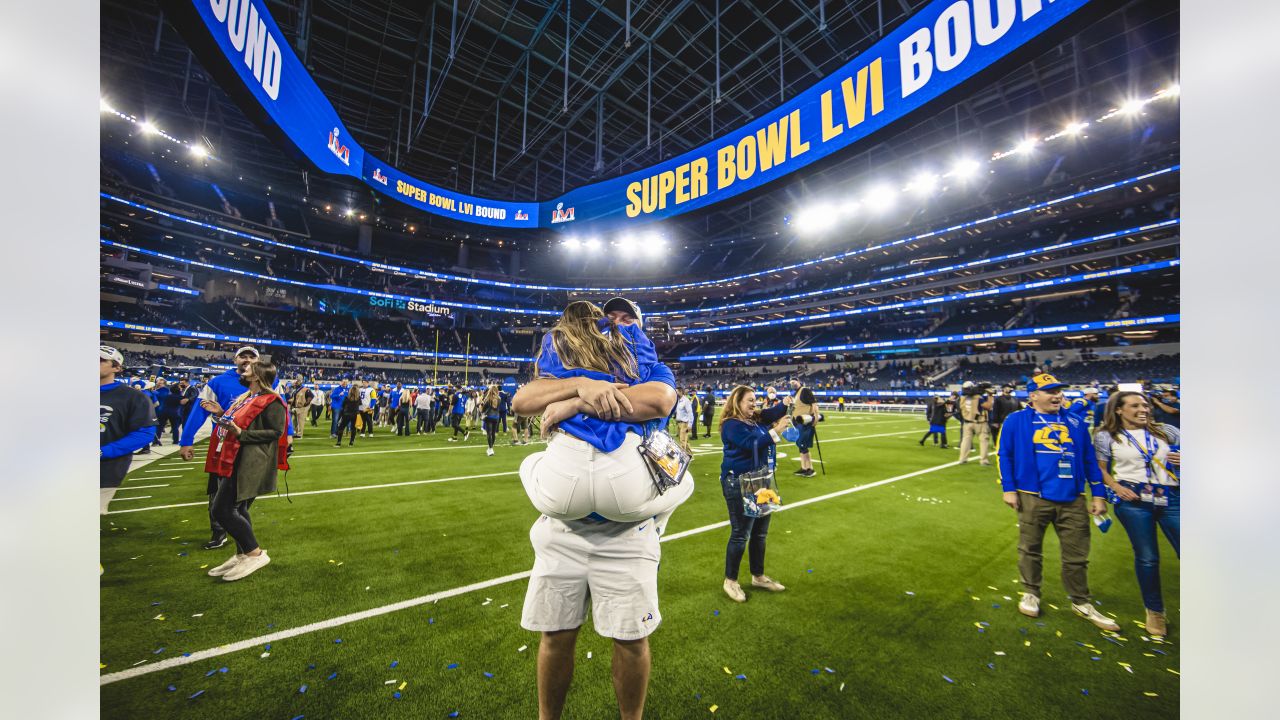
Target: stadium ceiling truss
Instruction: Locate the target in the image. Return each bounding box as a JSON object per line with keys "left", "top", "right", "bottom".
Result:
{"left": 101, "top": 0, "right": 1178, "bottom": 242}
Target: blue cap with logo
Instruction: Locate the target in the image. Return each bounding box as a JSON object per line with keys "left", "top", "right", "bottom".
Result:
{"left": 1026, "top": 373, "right": 1068, "bottom": 392}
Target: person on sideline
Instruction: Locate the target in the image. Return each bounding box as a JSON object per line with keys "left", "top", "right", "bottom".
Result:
{"left": 448, "top": 387, "right": 470, "bottom": 442}
{"left": 481, "top": 383, "right": 502, "bottom": 456}
{"left": 674, "top": 388, "right": 695, "bottom": 453}
{"left": 1094, "top": 391, "right": 1181, "bottom": 637}
{"left": 156, "top": 376, "right": 191, "bottom": 446}
{"left": 918, "top": 396, "right": 951, "bottom": 448}
{"left": 179, "top": 346, "right": 289, "bottom": 551}
{"left": 309, "top": 384, "right": 325, "bottom": 427}
{"left": 290, "top": 380, "right": 311, "bottom": 439}
{"left": 328, "top": 379, "right": 349, "bottom": 436}
{"left": 512, "top": 298, "right": 685, "bottom": 720}
{"left": 100, "top": 346, "right": 156, "bottom": 515}
{"left": 394, "top": 383, "right": 412, "bottom": 436}
{"left": 997, "top": 373, "right": 1119, "bottom": 632}
{"left": 200, "top": 358, "right": 289, "bottom": 582}
{"left": 414, "top": 386, "right": 433, "bottom": 434}
{"left": 956, "top": 382, "right": 994, "bottom": 465}
{"left": 1150, "top": 388, "right": 1180, "bottom": 428}
{"left": 335, "top": 381, "right": 363, "bottom": 447}
{"left": 700, "top": 386, "right": 716, "bottom": 439}
{"left": 359, "top": 383, "right": 377, "bottom": 437}
{"left": 719, "top": 385, "right": 792, "bottom": 603}
{"left": 787, "top": 378, "right": 822, "bottom": 476}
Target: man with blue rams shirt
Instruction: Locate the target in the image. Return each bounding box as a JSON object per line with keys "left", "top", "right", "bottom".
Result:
{"left": 997, "top": 373, "right": 1119, "bottom": 632}
{"left": 100, "top": 346, "right": 157, "bottom": 515}
{"left": 179, "top": 346, "right": 290, "bottom": 550}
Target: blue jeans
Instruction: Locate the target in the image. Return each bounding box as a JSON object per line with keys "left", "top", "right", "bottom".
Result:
{"left": 1112, "top": 486, "right": 1180, "bottom": 612}
{"left": 721, "top": 472, "right": 772, "bottom": 581}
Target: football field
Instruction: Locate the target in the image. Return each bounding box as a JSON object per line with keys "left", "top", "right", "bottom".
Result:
{"left": 99, "top": 410, "right": 1179, "bottom": 718}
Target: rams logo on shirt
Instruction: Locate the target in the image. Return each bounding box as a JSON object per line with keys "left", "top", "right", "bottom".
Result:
{"left": 1032, "top": 424, "right": 1072, "bottom": 452}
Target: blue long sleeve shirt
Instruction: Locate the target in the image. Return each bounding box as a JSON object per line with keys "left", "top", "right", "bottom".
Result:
{"left": 997, "top": 407, "right": 1104, "bottom": 502}
{"left": 720, "top": 403, "right": 789, "bottom": 476}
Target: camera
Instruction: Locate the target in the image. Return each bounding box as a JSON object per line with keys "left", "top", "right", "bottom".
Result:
{"left": 961, "top": 382, "right": 993, "bottom": 397}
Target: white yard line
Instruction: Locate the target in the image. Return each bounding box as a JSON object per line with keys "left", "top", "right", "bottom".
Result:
{"left": 117, "top": 484, "right": 170, "bottom": 490}
{"left": 107, "top": 496, "right": 153, "bottom": 502}
{"left": 100, "top": 452, "right": 978, "bottom": 687}
{"left": 145, "top": 468, "right": 187, "bottom": 473}
{"left": 130, "top": 475, "right": 182, "bottom": 480}
{"left": 107, "top": 428, "right": 923, "bottom": 515}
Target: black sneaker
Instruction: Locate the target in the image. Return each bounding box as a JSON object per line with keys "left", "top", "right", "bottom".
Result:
{"left": 202, "top": 537, "right": 229, "bottom": 550}
{"left": 793, "top": 468, "right": 810, "bottom": 476}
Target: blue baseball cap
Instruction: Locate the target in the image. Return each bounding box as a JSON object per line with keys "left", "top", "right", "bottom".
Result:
{"left": 1026, "top": 373, "right": 1068, "bottom": 392}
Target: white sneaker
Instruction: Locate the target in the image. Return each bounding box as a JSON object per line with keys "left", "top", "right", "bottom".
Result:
{"left": 208, "top": 554, "right": 245, "bottom": 577}
{"left": 723, "top": 579, "right": 747, "bottom": 603}
{"left": 751, "top": 575, "right": 786, "bottom": 592}
{"left": 1073, "top": 602, "right": 1120, "bottom": 631}
{"left": 486, "top": 447, "right": 495, "bottom": 456}
{"left": 222, "top": 551, "right": 270, "bottom": 581}
{"left": 1018, "top": 593, "right": 1041, "bottom": 618}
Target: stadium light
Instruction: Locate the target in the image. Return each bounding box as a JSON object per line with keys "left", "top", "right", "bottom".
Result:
{"left": 562, "top": 237, "right": 582, "bottom": 250}
{"left": 864, "top": 186, "right": 896, "bottom": 212}
{"left": 189, "top": 144, "right": 207, "bottom": 158}
{"left": 1064, "top": 121, "right": 1089, "bottom": 135}
{"left": 1164, "top": 84, "right": 1180, "bottom": 96}
{"left": 618, "top": 240, "right": 639, "bottom": 258}
{"left": 839, "top": 200, "right": 861, "bottom": 216}
{"left": 344, "top": 208, "right": 354, "bottom": 217}
{"left": 951, "top": 159, "right": 982, "bottom": 179}
{"left": 584, "top": 237, "right": 602, "bottom": 252}
{"left": 1014, "top": 138, "right": 1037, "bottom": 155}
{"left": 909, "top": 172, "right": 938, "bottom": 195}
{"left": 795, "top": 205, "right": 837, "bottom": 234}
{"left": 643, "top": 234, "right": 666, "bottom": 257}
{"left": 140, "top": 121, "right": 158, "bottom": 135}
{"left": 99, "top": 98, "right": 112, "bottom": 113}
{"left": 1121, "top": 98, "right": 1146, "bottom": 115}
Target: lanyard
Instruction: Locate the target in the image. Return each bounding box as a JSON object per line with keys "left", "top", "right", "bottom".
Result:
{"left": 1120, "top": 428, "right": 1161, "bottom": 482}
{"left": 1033, "top": 412, "right": 1071, "bottom": 456}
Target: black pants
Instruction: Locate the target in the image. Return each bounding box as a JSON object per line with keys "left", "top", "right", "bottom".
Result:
{"left": 336, "top": 415, "right": 359, "bottom": 445}
{"left": 156, "top": 413, "right": 181, "bottom": 444}
{"left": 499, "top": 412, "right": 508, "bottom": 432}
{"left": 721, "top": 472, "right": 771, "bottom": 580}
{"left": 451, "top": 413, "right": 467, "bottom": 437}
{"left": 396, "top": 407, "right": 410, "bottom": 435}
{"left": 919, "top": 429, "right": 949, "bottom": 447}
{"left": 310, "top": 406, "right": 322, "bottom": 426}
{"left": 360, "top": 411, "right": 374, "bottom": 435}
{"left": 484, "top": 417, "right": 499, "bottom": 448}
{"left": 210, "top": 475, "right": 258, "bottom": 554}
{"left": 702, "top": 414, "right": 713, "bottom": 438}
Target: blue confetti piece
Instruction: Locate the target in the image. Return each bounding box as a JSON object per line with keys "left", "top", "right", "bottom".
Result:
{"left": 1152, "top": 649, "right": 1168, "bottom": 656}
{"left": 811, "top": 669, "right": 820, "bottom": 675}
{"left": 735, "top": 674, "right": 747, "bottom": 680}
{"left": 291, "top": 716, "right": 304, "bottom": 720}
{"left": 1075, "top": 642, "right": 1087, "bottom": 647}
{"left": 446, "top": 663, "right": 459, "bottom": 670}
{"left": 153, "top": 647, "right": 166, "bottom": 654}
{"left": 942, "top": 675, "right": 955, "bottom": 684}
{"left": 712, "top": 610, "right": 719, "bottom": 616}
{"left": 484, "top": 672, "right": 494, "bottom": 678}
{"left": 1091, "top": 656, "right": 1101, "bottom": 661}
{"left": 327, "top": 672, "right": 338, "bottom": 680}
{"left": 307, "top": 663, "right": 315, "bottom": 670}
{"left": 1019, "top": 628, "right": 1028, "bottom": 635}
{"left": 219, "top": 667, "right": 228, "bottom": 674}
{"left": 992, "top": 604, "right": 1001, "bottom": 609}
{"left": 167, "top": 685, "right": 177, "bottom": 692}
{"left": 978, "top": 628, "right": 985, "bottom": 633}
{"left": 334, "top": 638, "right": 343, "bottom": 644}
{"left": 182, "top": 652, "right": 191, "bottom": 657}
{"left": 151, "top": 601, "right": 161, "bottom": 606}
{"left": 986, "top": 663, "right": 995, "bottom": 670}
{"left": 175, "top": 629, "right": 187, "bottom": 634}
{"left": 1081, "top": 689, "right": 1090, "bottom": 696}
{"left": 393, "top": 691, "right": 401, "bottom": 700}
{"left": 448, "top": 712, "right": 459, "bottom": 718}
{"left": 264, "top": 644, "right": 271, "bottom": 651}
{"left": 978, "top": 622, "right": 990, "bottom": 627}
{"left": 298, "top": 684, "right": 308, "bottom": 694}
{"left": 1104, "top": 637, "right": 1124, "bottom": 646}
{"left": 824, "top": 668, "right": 835, "bottom": 674}
{"left": 204, "top": 669, "right": 216, "bottom": 677}
{"left": 807, "top": 569, "right": 813, "bottom": 573}
{"left": 188, "top": 690, "right": 204, "bottom": 699}
{"left": 390, "top": 660, "right": 399, "bottom": 668}
{"left": 178, "top": 553, "right": 188, "bottom": 557}
{"left": 267, "top": 624, "right": 274, "bottom": 628}
{"left": 428, "top": 618, "right": 435, "bottom": 624}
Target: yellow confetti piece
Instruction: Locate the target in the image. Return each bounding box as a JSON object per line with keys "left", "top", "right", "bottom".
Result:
{"left": 1144, "top": 653, "right": 1156, "bottom": 657}
{"left": 153, "top": 614, "right": 165, "bottom": 621}
{"left": 329, "top": 559, "right": 336, "bottom": 564}
{"left": 1046, "top": 652, "right": 1053, "bottom": 657}
{"left": 1055, "top": 630, "right": 1062, "bottom": 637}
{"left": 993, "top": 651, "right": 1006, "bottom": 656}
{"left": 987, "top": 586, "right": 999, "bottom": 591}
{"left": 1117, "top": 662, "right": 1132, "bottom": 667}
{"left": 1144, "top": 692, "right": 1158, "bottom": 697}
{"left": 973, "top": 622, "right": 985, "bottom": 629}
{"left": 398, "top": 681, "right": 407, "bottom": 691}
{"left": 99, "top": 663, "right": 106, "bottom": 669}
{"left": 1024, "top": 641, "right": 1031, "bottom": 647}
{"left": 723, "top": 666, "right": 732, "bottom": 675}
{"left": 971, "top": 596, "right": 981, "bottom": 601}
{"left": 199, "top": 564, "right": 209, "bottom": 569}
{"left": 1166, "top": 668, "right": 1180, "bottom": 676}
{"left": 710, "top": 705, "right": 719, "bottom": 713}
{"left": 1047, "top": 603, "right": 1060, "bottom": 610}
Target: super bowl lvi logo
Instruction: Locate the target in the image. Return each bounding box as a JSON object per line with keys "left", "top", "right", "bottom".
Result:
{"left": 327, "top": 127, "right": 351, "bottom": 166}
{"left": 550, "top": 202, "right": 575, "bottom": 224}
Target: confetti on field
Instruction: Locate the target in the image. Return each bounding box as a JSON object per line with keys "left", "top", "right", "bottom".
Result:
{"left": 712, "top": 610, "right": 720, "bottom": 616}
{"left": 384, "top": 680, "right": 397, "bottom": 685}
{"left": 393, "top": 692, "right": 401, "bottom": 699}
{"left": 905, "top": 591, "right": 915, "bottom": 596}
{"left": 518, "top": 645, "right": 528, "bottom": 653}
{"left": 1144, "top": 692, "right": 1159, "bottom": 697}
{"left": 99, "top": 663, "right": 106, "bottom": 669}
{"left": 167, "top": 685, "right": 176, "bottom": 692}
{"left": 188, "top": 690, "right": 204, "bottom": 699}
{"left": 811, "top": 669, "right": 821, "bottom": 675}
{"left": 1024, "top": 641, "right": 1031, "bottom": 647}
{"left": 500, "top": 604, "right": 509, "bottom": 609}
{"left": 429, "top": 618, "right": 435, "bottom": 624}
{"left": 260, "top": 652, "right": 270, "bottom": 658}
{"left": 993, "top": 652, "right": 1006, "bottom": 656}
{"left": 974, "top": 622, "right": 989, "bottom": 629}
{"left": 1167, "top": 668, "right": 1180, "bottom": 676}
{"left": 219, "top": 667, "right": 228, "bottom": 674}
{"left": 398, "top": 681, "right": 407, "bottom": 691}
{"left": 942, "top": 675, "right": 955, "bottom": 684}
{"left": 153, "top": 647, "right": 166, "bottom": 654}
{"left": 1081, "top": 689, "right": 1090, "bottom": 696}
{"left": 390, "top": 660, "right": 399, "bottom": 668}
{"left": 1048, "top": 604, "right": 1059, "bottom": 610}
{"left": 987, "top": 586, "right": 999, "bottom": 591}
{"left": 192, "top": 613, "right": 203, "bottom": 617}
{"left": 298, "top": 684, "right": 308, "bottom": 694}
{"left": 736, "top": 674, "right": 747, "bottom": 681}
{"left": 205, "top": 669, "right": 217, "bottom": 677}
{"left": 334, "top": 638, "right": 343, "bottom": 644}
{"left": 1056, "top": 630, "right": 1063, "bottom": 638}
{"left": 484, "top": 672, "right": 494, "bottom": 679}
{"left": 825, "top": 668, "right": 835, "bottom": 674}
{"left": 449, "top": 712, "right": 460, "bottom": 718}
{"left": 153, "top": 614, "right": 166, "bottom": 621}
{"left": 586, "top": 652, "right": 593, "bottom": 660}
{"left": 709, "top": 705, "right": 719, "bottom": 713}
{"left": 327, "top": 672, "right": 338, "bottom": 680}
{"left": 447, "top": 663, "right": 459, "bottom": 670}
{"left": 723, "top": 666, "right": 732, "bottom": 675}
{"left": 839, "top": 682, "right": 845, "bottom": 692}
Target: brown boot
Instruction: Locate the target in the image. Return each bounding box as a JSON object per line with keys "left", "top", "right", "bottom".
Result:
{"left": 1145, "top": 609, "right": 1168, "bottom": 638}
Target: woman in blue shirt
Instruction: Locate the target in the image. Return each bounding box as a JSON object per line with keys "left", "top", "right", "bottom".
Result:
{"left": 719, "top": 385, "right": 792, "bottom": 602}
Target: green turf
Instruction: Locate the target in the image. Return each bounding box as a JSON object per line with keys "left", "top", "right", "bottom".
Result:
{"left": 100, "top": 411, "right": 1178, "bottom": 718}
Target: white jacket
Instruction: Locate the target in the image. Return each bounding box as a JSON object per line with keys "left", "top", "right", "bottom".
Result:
{"left": 675, "top": 396, "right": 694, "bottom": 424}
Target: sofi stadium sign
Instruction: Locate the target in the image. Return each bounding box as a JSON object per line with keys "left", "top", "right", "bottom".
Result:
{"left": 165, "top": 0, "right": 1090, "bottom": 229}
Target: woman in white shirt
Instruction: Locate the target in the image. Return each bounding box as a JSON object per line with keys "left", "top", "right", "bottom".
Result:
{"left": 1094, "top": 391, "right": 1181, "bottom": 638}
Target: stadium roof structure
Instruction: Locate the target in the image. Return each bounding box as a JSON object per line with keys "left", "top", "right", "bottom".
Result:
{"left": 100, "top": 0, "right": 1178, "bottom": 247}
